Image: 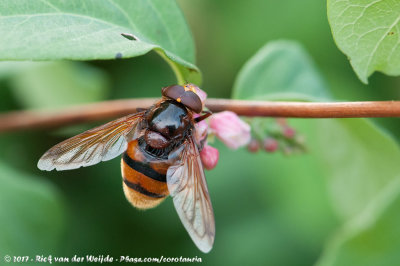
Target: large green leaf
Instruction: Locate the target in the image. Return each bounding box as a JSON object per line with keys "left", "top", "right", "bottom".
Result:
{"left": 0, "top": 62, "right": 42, "bottom": 80}
{"left": 232, "top": 40, "right": 400, "bottom": 265}
{"left": 317, "top": 118, "right": 400, "bottom": 221}
{"left": 0, "top": 0, "right": 200, "bottom": 84}
{"left": 317, "top": 178, "right": 400, "bottom": 266}
{"left": 315, "top": 119, "right": 400, "bottom": 265}
{"left": 8, "top": 61, "right": 108, "bottom": 109}
{"left": 328, "top": 0, "right": 400, "bottom": 83}
{"left": 232, "top": 40, "right": 331, "bottom": 101}
{"left": 0, "top": 161, "right": 65, "bottom": 255}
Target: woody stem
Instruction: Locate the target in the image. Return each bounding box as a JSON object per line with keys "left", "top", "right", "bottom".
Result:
{"left": 0, "top": 98, "right": 399, "bottom": 132}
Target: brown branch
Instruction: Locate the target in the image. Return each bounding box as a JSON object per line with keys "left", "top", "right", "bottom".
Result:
{"left": 0, "top": 98, "right": 399, "bottom": 133}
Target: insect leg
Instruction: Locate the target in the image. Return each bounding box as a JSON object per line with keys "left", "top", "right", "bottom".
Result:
{"left": 194, "top": 111, "right": 212, "bottom": 123}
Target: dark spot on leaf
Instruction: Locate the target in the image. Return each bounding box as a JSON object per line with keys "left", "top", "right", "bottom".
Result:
{"left": 121, "top": 33, "right": 139, "bottom": 41}
{"left": 189, "top": 68, "right": 196, "bottom": 72}
{"left": 388, "top": 31, "right": 395, "bottom": 36}
{"left": 115, "top": 52, "right": 123, "bottom": 59}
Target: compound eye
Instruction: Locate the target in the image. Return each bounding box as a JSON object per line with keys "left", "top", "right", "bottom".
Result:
{"left": 161, "top": 84, "right": 203, "bottom": 113}
{"left": 162, "top": 85, "right": 185, "bottom": 100}
{"left": 179, "top": 91, "right": 202, "bottom": 113}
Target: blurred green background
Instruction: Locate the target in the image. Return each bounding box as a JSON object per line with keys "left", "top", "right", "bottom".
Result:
{"left": 0, "top": 0, "right": 399, "bottom": 265}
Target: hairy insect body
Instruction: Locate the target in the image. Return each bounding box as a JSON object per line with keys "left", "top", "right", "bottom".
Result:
{"left": 121, "top": 139, "right": 170, "bottom": 209}
{"left": 121, "top": 100, "right": 192, "bottom": 209}
{"left": 38, "top": 84, "right": 215, "bottom": 253}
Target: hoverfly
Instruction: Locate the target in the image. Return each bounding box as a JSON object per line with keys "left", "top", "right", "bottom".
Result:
{"left": 37, "top": 84, "right": 215, "bottom": 253}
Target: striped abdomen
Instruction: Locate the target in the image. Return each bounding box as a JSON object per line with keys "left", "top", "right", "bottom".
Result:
{"left": 121, "top": 139, "right": 171, "bottom": 209}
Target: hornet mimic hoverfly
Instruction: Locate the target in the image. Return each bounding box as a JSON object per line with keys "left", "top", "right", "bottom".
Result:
{"left": 38, "top": 84, "right": 215, "bottom": 253}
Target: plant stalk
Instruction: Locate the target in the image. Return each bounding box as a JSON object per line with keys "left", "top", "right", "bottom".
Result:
{"left": 0, "top": 99, "right": 399, "bottom": 132}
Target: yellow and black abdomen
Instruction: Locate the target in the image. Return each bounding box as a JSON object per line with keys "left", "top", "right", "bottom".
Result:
{"left": 121, "top": 140, "right": 171, "bottom": 209}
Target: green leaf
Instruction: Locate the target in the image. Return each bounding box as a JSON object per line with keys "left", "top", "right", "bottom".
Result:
{"left": 328, "top": 0, "right": 400, "bottom": 83}
{"left": 316, "top": 118, "right": 400, "bottom": 221}
{"left": 0, "top": 161, "right": 65, "bottom": 255}
{"left": 0, "top": 62, "right": 43, "bottom": 80}
{"left": 317, "top": 177, "right": 400, "bottom": 266}
{"left": 0, "top": 0, "right": 200, "bottom": 84}
{"left": 233, "top": 39, "right": 400, "bottom": 264}
{"left": 315, "top": 119, "right": 400, "bottom": 265}
{"left": 232, "top": 40, "right": 331, "bottom": 101}
{"left": 9, "top": 61, "right": 108, "bottom": 109}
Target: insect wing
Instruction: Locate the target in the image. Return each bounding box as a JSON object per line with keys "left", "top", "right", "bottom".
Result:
{"left": 167, "top": 137, "right": 215, "bottom": 253}
{"left": 38, "top": 112, "right": 145, "bottom": 171}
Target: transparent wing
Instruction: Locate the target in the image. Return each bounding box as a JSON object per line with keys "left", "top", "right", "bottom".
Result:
{"left": 38, "top": 112, "right": 145, "bottom": 171}
{"left": 167, "top": 137, "right": 215, "bottom": 253}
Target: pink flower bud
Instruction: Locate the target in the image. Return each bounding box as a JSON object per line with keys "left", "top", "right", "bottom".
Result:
{"left": 209, "top": 111, "right": 251, "bottom": 149}
{"left": 276, "top": 118, "right": 287, "bottom": 126}
{"left": 283, "top": 126, "right": 296, "bottom": 138}
{"left": 263, "top": 138, "right": 279, "bottom": 152}
{"left": 200, "top": 144, "right": 219, "bottom": 170}
{"left": 247, "top": 139, "right": 260, "bottom": 153}
{"left": 195, "top": 87, "right": 207, "bottom": 105}
{"left": 194, "top": 118, "right": 208, "bottom": 144}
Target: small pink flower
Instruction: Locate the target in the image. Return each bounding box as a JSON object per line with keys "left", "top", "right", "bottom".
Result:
{"left": 263, "top": 137, "right": 279, "bottom": 152}
{"left": 195, "top": 87, "right": 207, "bottom": 105}
{"left": 194, "top": 118, "right": 208, "bottom": 144}
{"left": 283, "top": 126, "right": 296, "bottom": 138}
{"left": 276, "top": 118, "right": 287, "bottom": 126}
{"left": 247, "top": 139, "right": 260, "bottom": 153}
{"left": 209, "top": 111, "right": 251, "bottom": 149}
{"left": 200, "top": 144, "right": 219, "bottom": 170}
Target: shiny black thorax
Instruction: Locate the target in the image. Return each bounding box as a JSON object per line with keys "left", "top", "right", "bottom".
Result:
{"left": 148, "top": 100, "right": 191, "bottom": 139}
{"left": 139, "top": 100, "right": 193, "bottom": 159}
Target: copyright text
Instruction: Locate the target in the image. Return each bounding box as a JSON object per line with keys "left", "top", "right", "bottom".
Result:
{"left": 3, "top": 255, "right": 202, "bottom": 263}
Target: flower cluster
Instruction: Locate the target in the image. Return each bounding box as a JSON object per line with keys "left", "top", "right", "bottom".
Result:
{"left": 246, "top": 118, "right": 306, "bottom": 155}
{"left": 192, "top": 86, "right": 305, "bottom": 170}
{"left": 193, "top": 87, "right": 251, "bottom": 170}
